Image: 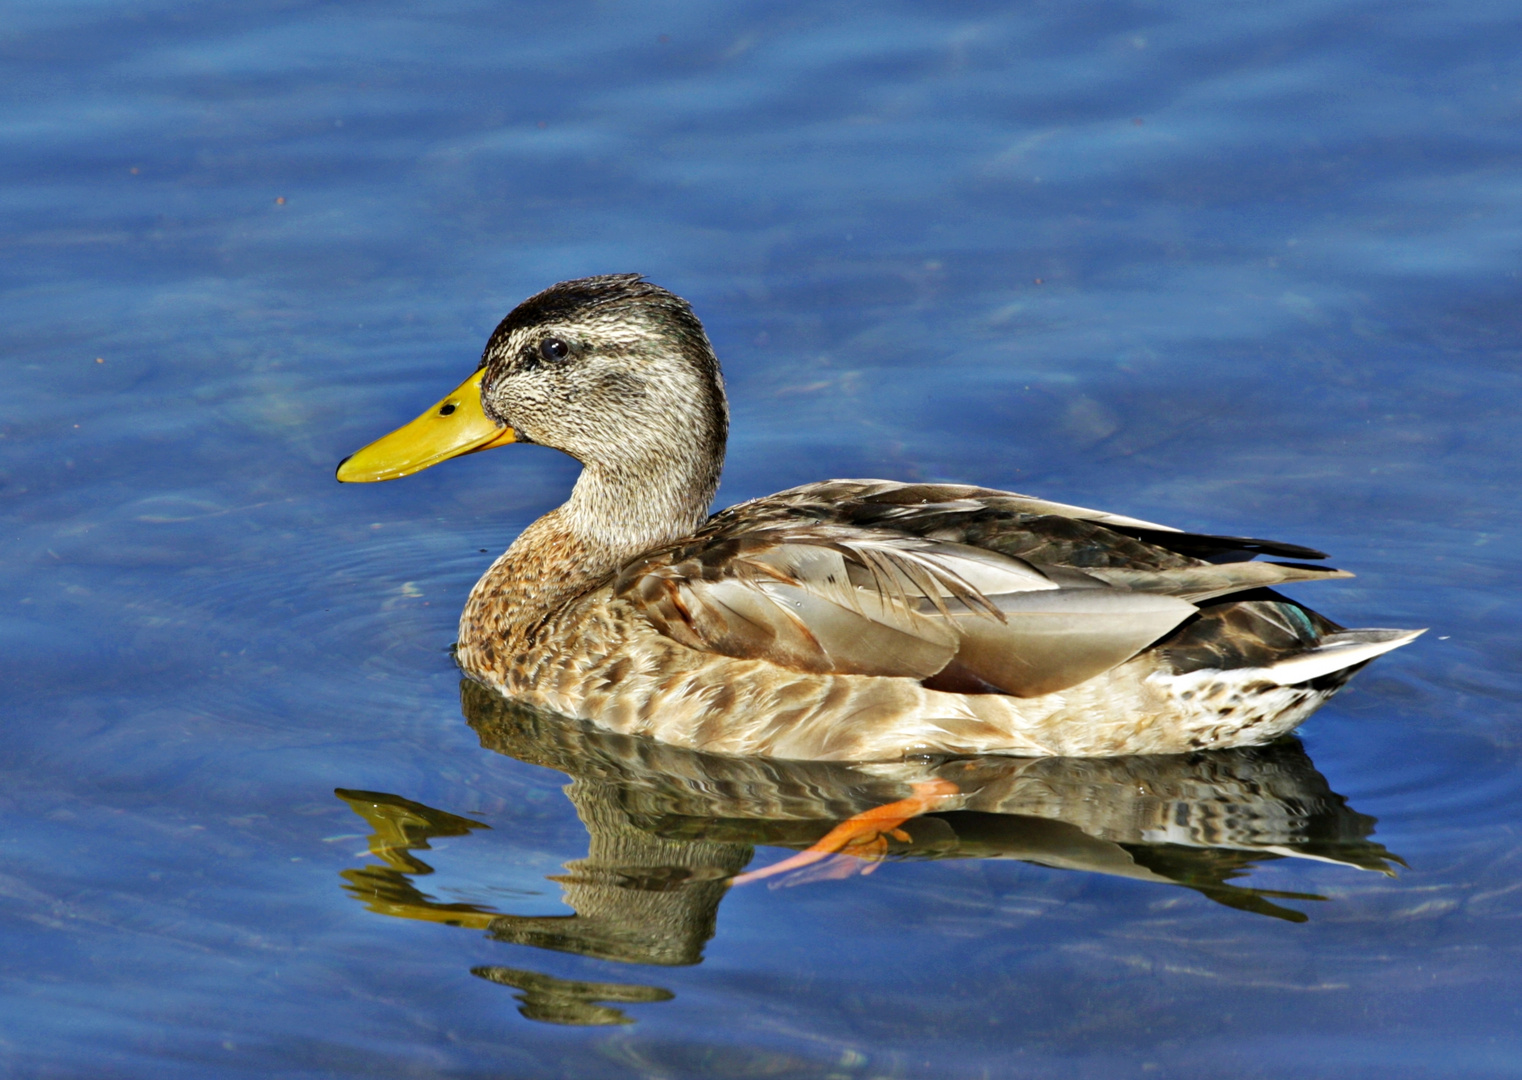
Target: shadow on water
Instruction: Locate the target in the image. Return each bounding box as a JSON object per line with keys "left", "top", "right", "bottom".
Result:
{"left": 335, "top": 681, "right": 1399, "bottom": 1026}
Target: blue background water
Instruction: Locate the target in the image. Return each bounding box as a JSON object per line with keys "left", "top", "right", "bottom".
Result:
{"left": 4, "top": 1, "right": 1521, "bottom": 1076}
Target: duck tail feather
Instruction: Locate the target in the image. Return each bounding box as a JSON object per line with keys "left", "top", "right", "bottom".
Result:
{"left": 1264, "top": 628, "right": 1426, "bottom": 685}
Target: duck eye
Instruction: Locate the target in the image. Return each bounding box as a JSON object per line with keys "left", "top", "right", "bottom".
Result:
{"left": 539, "top": 337, "right": 570, "bottom": 363}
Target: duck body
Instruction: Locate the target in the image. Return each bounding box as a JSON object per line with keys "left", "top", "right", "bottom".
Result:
{"left": 340, "top": 275, "right": 1421, "bottom": 762}
{"left": 455, "top": 477, "right": 1415, "bottom": 760}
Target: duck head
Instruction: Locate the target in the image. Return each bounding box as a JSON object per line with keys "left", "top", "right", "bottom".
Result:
{"left": 337, "top": 275, "right": 730, "bottom": 546}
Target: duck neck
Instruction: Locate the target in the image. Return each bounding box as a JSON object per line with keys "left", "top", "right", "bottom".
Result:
{"left": 459, "top": 422, "right": 725, "bottom": 665}
{"left": 540, "top": 359, "right": 729, "bottom": 581}
{"left": 559, "top": 451, "right": 721, "bottom": 571}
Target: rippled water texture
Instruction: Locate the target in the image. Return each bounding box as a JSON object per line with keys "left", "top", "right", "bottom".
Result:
{"left": 4, "top": 2, "right": 1521, "bottom": 1077}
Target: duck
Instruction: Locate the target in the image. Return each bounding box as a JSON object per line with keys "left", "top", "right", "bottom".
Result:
{"left": 337, "top": 273, "right": 1422, "bottom": 762}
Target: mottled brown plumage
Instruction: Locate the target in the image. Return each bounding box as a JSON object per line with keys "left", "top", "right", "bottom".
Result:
{"left": 344, "top": 274, "right": 1422, "bottom": 760}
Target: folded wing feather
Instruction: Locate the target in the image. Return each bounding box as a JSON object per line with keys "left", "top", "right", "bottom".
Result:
{"left": 619, "top": 531, "right": 1207, "bottom": 696}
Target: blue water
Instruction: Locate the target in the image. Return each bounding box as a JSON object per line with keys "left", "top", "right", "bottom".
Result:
{"left": 4, "top": 1, "right": 1521, "bottom": 1076}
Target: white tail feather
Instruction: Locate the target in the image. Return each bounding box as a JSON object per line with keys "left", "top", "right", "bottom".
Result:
{"left": 1263, "top": 628, "right": 1426, "bottom": 685}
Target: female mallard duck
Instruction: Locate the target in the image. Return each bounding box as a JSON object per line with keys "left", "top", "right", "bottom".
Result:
{"left": 337, "top": 274, "right": 1420, "bottom": 762}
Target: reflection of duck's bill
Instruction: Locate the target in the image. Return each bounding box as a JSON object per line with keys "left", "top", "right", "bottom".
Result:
{"left": 334, "top": 787, "right": 503, "bottom": 928}
{"left": 336, "top": 368, "right": 516, "bottom": 483}
{"left": 339, "top": 866, "right": 499, "bottom": 929}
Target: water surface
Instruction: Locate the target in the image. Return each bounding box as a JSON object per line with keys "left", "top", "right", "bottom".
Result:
{"left": 3, "top": 2, "right": 1521, "bottom": 1076}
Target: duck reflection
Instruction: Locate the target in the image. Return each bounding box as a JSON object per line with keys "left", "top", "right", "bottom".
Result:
{"left": 335, "top": 681, "right": 1399, "bottom": 1025}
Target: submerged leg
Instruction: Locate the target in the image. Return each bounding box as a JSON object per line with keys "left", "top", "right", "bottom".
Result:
{"left": 731, "top": 780, "right": 960, "bottom": 886}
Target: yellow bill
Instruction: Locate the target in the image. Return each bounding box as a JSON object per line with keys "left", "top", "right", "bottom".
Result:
{"left": 336, "top": 368, "right": 517, "bottom": 483}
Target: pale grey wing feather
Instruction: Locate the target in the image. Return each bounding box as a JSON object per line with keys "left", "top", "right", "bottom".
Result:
{"left": 672, "top": 578, "right": 834, "bottom": 673}
{"left": 642, "top": 542, "right": 960, "bottom": 677}
{"left": 754, "top": 581, "right": 956, "bottom": 678}
{"left": 832, "top": 536, "right": 1055, "bottom": 619}
{"left": 937, "top": 590, "right": 1198, "bottom": 697}
{"left": 657, "top": 539, "right": 992, "bottom": 678}
{"left": 1085, "top": 562, "right": 1354, "bottom": 603}
{"left": 822, "top": 538, "right": 1201, "bottom": 694}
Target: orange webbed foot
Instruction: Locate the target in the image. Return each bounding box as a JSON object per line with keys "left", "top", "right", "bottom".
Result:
{"left": 731, "top": 779, "right": 960, "bottom": 887}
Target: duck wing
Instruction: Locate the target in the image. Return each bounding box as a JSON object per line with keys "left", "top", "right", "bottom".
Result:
{"left": 614, "top": 480, "right": 1351, "bottom": 697}
{"left": 735, "top": 479, "right": 1330, "bottom": 565}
